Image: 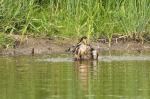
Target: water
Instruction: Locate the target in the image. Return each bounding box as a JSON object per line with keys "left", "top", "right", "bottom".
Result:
{"left": 0, "top": 53, "right": 150, "bottom": 99}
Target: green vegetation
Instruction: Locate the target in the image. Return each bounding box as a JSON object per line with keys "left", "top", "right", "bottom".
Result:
{"left": 0, "top": 33, "right": 13, "bottom": 48}
{"left": 0, "top": 0, "right": 150, "bottom": 40}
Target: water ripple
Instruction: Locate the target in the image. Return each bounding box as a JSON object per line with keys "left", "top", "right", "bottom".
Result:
{"left": 38, "top": 55, "right": 150, "bottom": 62}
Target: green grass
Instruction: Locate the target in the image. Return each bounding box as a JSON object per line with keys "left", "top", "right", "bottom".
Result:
{"left": 0, "top": 32, "right": 13, "bottom": 48}
{"left": 0, "top": 0, "right": 150, "bottom": 41}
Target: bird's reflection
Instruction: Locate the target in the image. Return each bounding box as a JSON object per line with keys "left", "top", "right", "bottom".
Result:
{"left": 74, "top": 60, "right": 98, "bottom": 94}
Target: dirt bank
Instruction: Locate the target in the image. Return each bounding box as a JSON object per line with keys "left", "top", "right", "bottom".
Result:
{"left": 0, "top": 35, "right": 150, "bottom": 56}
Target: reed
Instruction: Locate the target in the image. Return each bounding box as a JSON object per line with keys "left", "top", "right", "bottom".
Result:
{"left": 0, "top": 0, "right": 150, "bottom": 41}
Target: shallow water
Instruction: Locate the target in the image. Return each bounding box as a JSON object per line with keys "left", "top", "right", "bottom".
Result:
{"left": 0, "top": 53, "right": 150, "bottom": 99}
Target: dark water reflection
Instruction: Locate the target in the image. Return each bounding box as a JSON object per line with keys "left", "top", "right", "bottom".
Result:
{"left": 0, "top": 55, "right": 150, "bottom": 99}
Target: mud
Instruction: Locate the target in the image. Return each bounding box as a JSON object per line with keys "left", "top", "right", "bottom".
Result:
{"left": 0, "top": 35, "right": 150, "bottom": 56}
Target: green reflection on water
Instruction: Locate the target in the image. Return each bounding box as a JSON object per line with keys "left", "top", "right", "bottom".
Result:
{"left": 0, "top": 56, "right": 150, "bottom": 99}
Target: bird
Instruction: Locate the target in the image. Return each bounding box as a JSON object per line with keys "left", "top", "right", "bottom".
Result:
{"left": 73, "top": 36, "right": 98, "bottom": 60}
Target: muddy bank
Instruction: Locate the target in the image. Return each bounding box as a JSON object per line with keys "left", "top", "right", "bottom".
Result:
{"left": 0, "top": 36, "right": 150, "bottom": 56}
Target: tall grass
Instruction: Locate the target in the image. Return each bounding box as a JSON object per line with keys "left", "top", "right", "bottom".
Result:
{"left": 0, "top": 0, "right": 150, "bottom": 40}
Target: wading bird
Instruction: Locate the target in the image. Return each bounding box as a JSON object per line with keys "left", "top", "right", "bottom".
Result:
{"left": 73, "top": 36, "right": 98, "bottom": 60}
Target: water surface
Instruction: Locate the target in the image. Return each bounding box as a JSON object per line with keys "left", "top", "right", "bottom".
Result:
{"left": 0, "top": 53, "right": 150, "bottom": 99}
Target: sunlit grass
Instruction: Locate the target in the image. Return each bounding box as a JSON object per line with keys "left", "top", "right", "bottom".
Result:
{"left": 0, "top": 0, "right": 150, "bottom": 41}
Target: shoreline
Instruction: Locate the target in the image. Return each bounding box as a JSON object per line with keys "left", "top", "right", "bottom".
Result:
{"left": 0, "top": 36, "right": 150, "bottom": 56}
